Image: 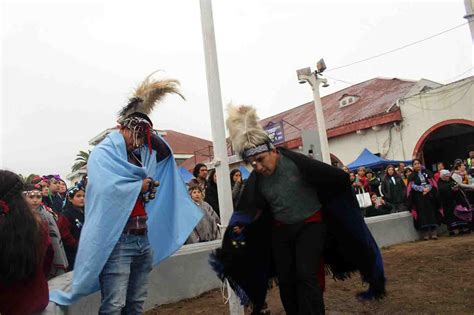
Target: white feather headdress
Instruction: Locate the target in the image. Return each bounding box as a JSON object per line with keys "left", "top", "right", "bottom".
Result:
{"left": 118, "top": 71, "right": 185, "bottom": 122}
{"left": 226, "top": 105, "right": 272, "bottom": 158}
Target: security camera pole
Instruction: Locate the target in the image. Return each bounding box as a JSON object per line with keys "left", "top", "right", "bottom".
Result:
{"left": 297, "top": 60, "right": 331, "bottom": 164}
{"left": 199, "top": 0, "right": 244, "bottom": 314}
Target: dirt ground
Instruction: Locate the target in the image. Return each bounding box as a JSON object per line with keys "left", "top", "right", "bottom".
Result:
{"left": 147, "top": 233, "right": 474, "bottom": 314}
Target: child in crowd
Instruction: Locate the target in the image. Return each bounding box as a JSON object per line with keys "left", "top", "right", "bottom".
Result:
{"left": 43, "top": 175, "right": 65, "bottom": 214}
{"left": 58, "top": 185, "right": 85, "bottom": 271}
{"left": 186, "top": 185, "right": 221, "bottom": 244}
{"left": 23, "top": 184, "right": 69, "bottom": 277}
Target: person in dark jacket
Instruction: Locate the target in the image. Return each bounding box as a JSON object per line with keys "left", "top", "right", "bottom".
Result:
{"left": 211, "top": 105, "right": 385, "bottom": 315}
{"left": 381, "top": 165, "right": 406, "bottom": 213}
{"left": 230, "top": 169, "right": 245, "bottom": 208}
{"left": 189, "top": 163, "right": 208, "bottom": 196}
{"left": 43, "top": 175, "right": 65, "bottom": 214}
{"left": 59, "top": 185, "right": 85, "bottom": 270}
{"left": 365, "top": 193, "right": 392, "bottom": 217}
{"left": 204, "top": 169, "right": 220, "bottom": 218}
{"left": 366, "top": 169, "right": 381, "bottom": 197}
{"left": 407, "top": 159, "right": 441, "bottom": 240}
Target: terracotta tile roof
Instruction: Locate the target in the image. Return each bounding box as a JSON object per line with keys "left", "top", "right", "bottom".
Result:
{"left": 180, "top": 154, "right": 211, "bottom": 172}
{"left": 260, "top": 78, "right": 418, "bottom": 141}
{"left": 162, "top": 130, "right": 212, "bottom": 155}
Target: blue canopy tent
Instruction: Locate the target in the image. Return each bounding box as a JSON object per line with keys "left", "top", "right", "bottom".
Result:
{"left": 179, "top": 166, "right": 194, "bottom": 183}
{"left": 239, "top": 165, "right": 250, "bottom": 180}
{"left": 347, "top": 148, "right": 411, "bottom": 171}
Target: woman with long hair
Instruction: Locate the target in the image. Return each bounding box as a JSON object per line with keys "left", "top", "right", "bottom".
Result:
{"left": 23, "top": 184, "right": 69, "bottom": 277}
{"left": 230, "top": 169, "right": 245, "bottom": 208}
{"left": 0, "top": 170, "right": 52, "bottom": 315}
{"left": 407, "top": 159, "right": 441, "bottom": 240}
{"left": 381, "top": 164, "right": 406, "bottom": 213}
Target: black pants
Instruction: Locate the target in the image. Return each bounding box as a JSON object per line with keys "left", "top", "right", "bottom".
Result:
{"left": 271, "top": 221, "right": 326, "bottom": 315}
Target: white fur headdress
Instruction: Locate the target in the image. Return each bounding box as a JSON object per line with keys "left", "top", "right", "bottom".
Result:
{"left": 226, "top": 105, "right": 272, "bottom": 159}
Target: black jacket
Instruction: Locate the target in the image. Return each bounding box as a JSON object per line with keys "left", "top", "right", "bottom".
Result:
{"left": 211, "top": 148, "right": 386, "bottom": 311}
{"left": 381, "top": 175, "right": 406, "bottom": 204}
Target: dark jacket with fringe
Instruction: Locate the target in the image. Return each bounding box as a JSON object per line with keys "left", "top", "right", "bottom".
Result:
{"left": 210, "top": 148, "right": 386, "bottom": 311}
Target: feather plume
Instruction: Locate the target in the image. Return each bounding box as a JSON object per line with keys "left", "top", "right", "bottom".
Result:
{"left": 226, "top": 105, "right": 270, "bottom": 155}
{"left": 118, "top": 71, "right": 185, "bottom": 119}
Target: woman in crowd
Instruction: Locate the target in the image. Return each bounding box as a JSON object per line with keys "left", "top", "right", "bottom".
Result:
{"left": 23, "top": 184, "right": 69, "bottom": 277}
{"left": 381, "top": 165, "right": 406, "bottom": 213}
{"left": 403, "top": 167, "right": 413, "bottom": 187}
{"left": 349, "top": 172, "right": 359, "bottom": 194}
{"left": 366, "top": 168, "right": 381, "bottom": 196}
{"left": 58, "top": 179, "right": 67, "bottom": 200}
{"left": 0, "top": 170, "right": 53, "bottom": 315}
{"left": 58, "top": 185, "right": 85, "bottom": 271}
{"left": 186, "top": 185, "right": 221, "bottom": 244}
{"left": 434, "top": 162, "right": 445, "bottom": 183}
{"left": 452, "top": 159, "right": 474, "bottom": 206}
{"left": 365, "top": 192, "right": 393, "bottom": 217}
{"left": 452, "top": 159, "right": 474, "bottom": 190}
{"left": 204, "top": 169, "right": 220, "bottom": 217}
{"left": 407, "top": 159, "right": 441, "bottom": 240}
{"left": 355, "top": 166, "right": 370, "bottom": 192}
{"left": 230, "top": 168, "right": 244, "bottom": 208}
{"left": 437, "top": 170, "right": 471, "bottom": 236}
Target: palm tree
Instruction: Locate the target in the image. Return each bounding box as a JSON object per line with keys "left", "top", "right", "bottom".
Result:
{"left": 72, "top": 150, "right": 90, "bottom": 173}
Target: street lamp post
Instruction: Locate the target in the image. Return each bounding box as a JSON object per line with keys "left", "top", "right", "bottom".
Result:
{"left": 297, "top": 60, "right": 331, "bottom": 164}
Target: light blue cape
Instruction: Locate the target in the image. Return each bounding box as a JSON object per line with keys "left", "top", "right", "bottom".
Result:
{"left": 50, "top": 131, "right": 203, "bottom": 305}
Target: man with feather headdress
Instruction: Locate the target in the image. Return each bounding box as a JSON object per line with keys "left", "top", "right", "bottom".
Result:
{"left": 210, "top": 105, "right": 386, "bottom": 315}
{"left": 49, "top": 73, "right": 203, "bottom": 314}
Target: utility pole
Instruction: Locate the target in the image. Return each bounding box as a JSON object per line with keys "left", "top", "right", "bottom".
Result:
{"left": 199, "top": 1, "right": 244, "bottom": 314}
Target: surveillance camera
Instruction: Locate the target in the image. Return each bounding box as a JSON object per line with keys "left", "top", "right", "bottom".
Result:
{"left": 316, "top": 58, "right": 326, "bottom": 73}
{"left": 320, "top": 77, "right": 329, "bottom": 87}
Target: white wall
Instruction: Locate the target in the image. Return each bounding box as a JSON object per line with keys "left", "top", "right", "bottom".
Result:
{"left": 328, "top": 124, "right": 405, "bottom": 165}
{"left": 327, "top": 77, "right": 474, "bottom": 165}
{"left": 398, "top": 77, "right": 474, "bottom": 158}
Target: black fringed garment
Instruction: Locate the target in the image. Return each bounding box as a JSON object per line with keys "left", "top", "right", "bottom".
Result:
{"left": 209, "top": 148, "right": 386, "bottom": 312}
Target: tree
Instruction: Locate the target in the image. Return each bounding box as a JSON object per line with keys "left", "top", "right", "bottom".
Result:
{"left": 72, "top": 150, "right": 90, "bottom": 173}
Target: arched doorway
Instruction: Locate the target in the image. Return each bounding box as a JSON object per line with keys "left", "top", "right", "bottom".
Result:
{"left": 412, "top": 119, "right": 474, "bottom": 170}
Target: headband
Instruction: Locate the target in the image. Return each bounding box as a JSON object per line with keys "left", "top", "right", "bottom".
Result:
{"left": 243, "top": 142, "right": 273, "bottom": 159}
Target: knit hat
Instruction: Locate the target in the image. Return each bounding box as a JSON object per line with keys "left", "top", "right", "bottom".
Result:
{"left": 440, "top": 170, "right": 451, "bottom": 178}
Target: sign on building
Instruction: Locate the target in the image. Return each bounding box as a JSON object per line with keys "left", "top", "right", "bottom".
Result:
{"left": 264, "top": 121, "right": 285, "bottom": 145}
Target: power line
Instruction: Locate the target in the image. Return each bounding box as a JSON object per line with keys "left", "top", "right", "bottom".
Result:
{"left": 326, "top": 22, "right": 470, "bottom": 73}
{"left": 443, "top": 67, "right": 474, "bottom": 84}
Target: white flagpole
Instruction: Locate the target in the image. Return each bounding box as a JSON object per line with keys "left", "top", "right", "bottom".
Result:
{"left": 199, "top": 1, "right": 244, "bottom": 314}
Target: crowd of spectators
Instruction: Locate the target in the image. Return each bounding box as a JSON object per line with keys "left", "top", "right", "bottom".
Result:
{"left": 1, "top": 151, "right": 473, "bottom": 314}
{"left": 343, "top": 153, "right": 474, "bottom": 240}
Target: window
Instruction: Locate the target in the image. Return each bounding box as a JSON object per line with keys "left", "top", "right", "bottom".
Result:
{"left": 339, "top": 95, "right": 359, "bottom": 107}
